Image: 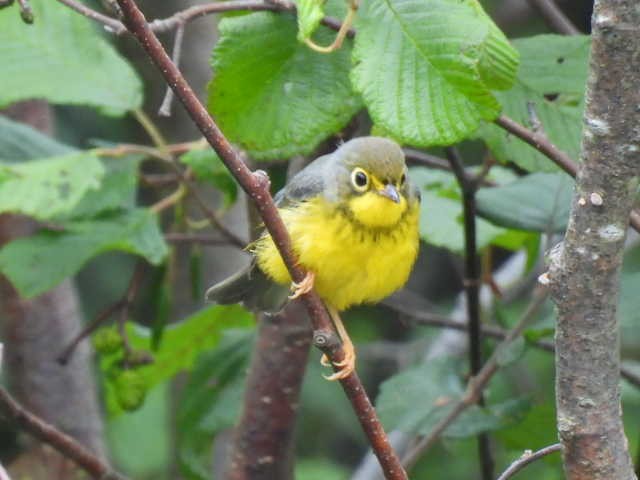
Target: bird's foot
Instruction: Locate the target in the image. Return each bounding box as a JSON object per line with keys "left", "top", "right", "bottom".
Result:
{"left": 289, "top": 271, "right": 315, "bottom": 299}
{"left": 322, "top": 341, "right": 356, "bottom": 381}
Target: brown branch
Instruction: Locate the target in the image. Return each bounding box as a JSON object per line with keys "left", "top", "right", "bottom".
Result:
{"left": 494, "top": 114, "right": 640, "bottom": 233}
{"left": 0, "top": 387, "right": 127, "bottom": 480}
{"left": 444, "top": 147, "right": 494, "bottom": 479}
{"left": 57, "top": 0, "right": 350, "bottom": 37}
{"left": 525, "top": 0, "right": 580, "bottom": 35}
{"left": 113, "top": 1, "right": 406, "bottom": 478}
{"left": 404, "top": 148, "right": 497, "bottom": 187}
{"left": 496, "top": 443, "right": 562, "bottom": 480}
{"left": 547, "top": 2, "right": 640, "bottom": 478}
{"left": 384, "top": 291, "right": 640, "bottom": 388}
{"left": 57, "top": 262, "right": 146, "bottom": 365}
{"left": 401, "top": 287, "right": 548, "bottom": 471}
{"left": 226, "top": 301, "right": 312, "bottom": 480}
{"left": 164, "top": 161, "right": 248, "bottom": 249}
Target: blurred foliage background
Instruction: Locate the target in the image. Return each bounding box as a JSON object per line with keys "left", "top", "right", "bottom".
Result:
{"left": 2, "top": 0, "right": 639, "bottom": 479}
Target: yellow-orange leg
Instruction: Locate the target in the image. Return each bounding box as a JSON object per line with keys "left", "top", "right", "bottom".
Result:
{"left": 322, "top": 305, "right": 356, "bottom": 381}
{"left": 289, "top": 271, "right": 315, "bottom": 300}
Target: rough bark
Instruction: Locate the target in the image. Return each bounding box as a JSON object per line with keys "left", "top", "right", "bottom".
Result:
{"left": 225, "top": 300, "right": 312, "bottom": 480}
{"left": 0, "top": 102, "right": 106, "bottom": 466}
{"left": 547, "top": 2, "right": 640, "bottom": 478}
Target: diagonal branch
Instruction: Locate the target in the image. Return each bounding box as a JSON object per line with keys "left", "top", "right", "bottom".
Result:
{"left": 0, "top": 387, "right": 127, "bottom": 480}
{"left": 496, "top": 443, "right": 562, "bottom": 480}
{"left": 494, "top": 114, "right": 640, "bottom": 233}
{"left": 112, "top": 1, "right": 406, "bottom": 478}
{"left": 401, "top": 287, "right": 548, "bottom": 471}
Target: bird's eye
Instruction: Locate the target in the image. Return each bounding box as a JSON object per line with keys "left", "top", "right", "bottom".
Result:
{"left": 400, "top": 173, "right": 406, "bottom": 185}
{"left": 351, "top": 168, "right": 369, "bottom": 191}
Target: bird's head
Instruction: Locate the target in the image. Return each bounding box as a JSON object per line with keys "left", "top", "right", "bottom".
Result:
{"left": 329, "top": 137, "right": 420, "bottom": 229}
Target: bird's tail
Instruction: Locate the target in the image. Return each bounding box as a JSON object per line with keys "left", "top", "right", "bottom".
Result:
{"left": 205, "top": 262, "right": 289, "bottom": 313}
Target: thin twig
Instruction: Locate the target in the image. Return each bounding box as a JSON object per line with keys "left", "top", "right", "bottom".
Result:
{"left": 494, "top": 114, "right": 640, "bottom": 233}
{"left": 158, "top": 22, "right": 185, "bottom": 117}
{"left": 401, "top": 287, "right": 548, "bottom": 471}
{"left": 57, "top": 0, "right": 350, "bottom": 37}
{"left": 57, "top": 300, "right": 125, "bottom": 365}
{"left": 16, "top": 0, "right": 33, "bottom": 22}
{"left": 117, "top": 262, "right": 146, "bottom": 364}
{"left": 0, "top": 387, "right": 127, "bottom": 480}
{"left": 56, "top": 0, "right": 123, "bottom": 31}
{"left": 384, "top": 291, "right": 640, "bottom": 388}
{"left": 525, "top": 0, "right": 580, "bottom": 35}
{"left": 403, "top": 148, "right": 497, "bottom": 187}
{"left": 113, "top": 1, "right": 407, "bottom": 478}
{"left": 496, "top": 443, "right": 562, "bottom": 480}
{"left": 57, "top": 263, "right": 146, "bottom": 365}
{"left": 445, "top": 146, "right": 494, "bottom": 480}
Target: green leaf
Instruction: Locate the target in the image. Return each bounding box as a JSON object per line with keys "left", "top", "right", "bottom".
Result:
{"left": 177, "top": 329, "right": 254, "bottom": 479}
{"left": 496, "top": 337, "right": 526, "bottom": 367}
{"left": 410, "top": 168, "right": 509, "bottom": 252}
{"left": 0, "top": 209, "right": 167, "bottom": 297}
{"left": 476, "top": 172, "right": 573, "bottom": 233}
{"left": 0, "top": 152, "right": 105, "bottom": 220}
{"left": 351, "top": 0, "right": 519, "bottom": 146}
{"left": 0, "top": 0, "right": 142, "bottom": 115}
{"left": 0, "top": 115, "right": 74, "bottom": 161}
{"left": 377, "top": 359, "right": 501, "bottom": 437}
{"left": 126, "top": 306, "right": 253, "bottom": 389}
{"left": 180, "top": 149, "right": 238, "bottom": 208}
{"left": 209, "top": 12, "right": 361, "bottom": 160}
{"left": 477, "top": 35, "right": 590, "bottom": 172}
{"left": 295, "top": 0, "right": 326, "bottom": 41}
{"left": 65, "top": 155, "right": 141, "bottom": 219}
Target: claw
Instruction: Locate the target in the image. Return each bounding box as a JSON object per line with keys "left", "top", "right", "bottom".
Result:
{"left": 289, "top": 271, "right": 315, "bottom": 300}
{"left": 321, "top": 336, "right": 356, "bottom": 381}
{"left": 320, "top": 353, "right": 331, "bottom": 367}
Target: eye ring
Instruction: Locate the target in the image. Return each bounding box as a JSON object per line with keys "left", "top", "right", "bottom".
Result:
{"left": 400, "top": 173, "right": 407, "bottom": 185}
{"left": 351, "top": 168, "right": 369, "bottom": 192}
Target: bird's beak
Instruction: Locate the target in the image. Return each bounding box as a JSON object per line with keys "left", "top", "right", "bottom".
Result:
{"left": 377, "top": 184, "right": 401, "bottom": 203}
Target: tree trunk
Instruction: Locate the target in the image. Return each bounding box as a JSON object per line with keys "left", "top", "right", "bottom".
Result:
{"left": 0, "top": 102, "right": 107, "bottom": 477}
{"left": 548, "top": 1, "right": 640, "bottom": 478}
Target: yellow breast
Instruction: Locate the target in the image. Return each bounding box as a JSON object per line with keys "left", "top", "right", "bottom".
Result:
{"left": 253, "top": 196, "right": 420, "bottom": 311}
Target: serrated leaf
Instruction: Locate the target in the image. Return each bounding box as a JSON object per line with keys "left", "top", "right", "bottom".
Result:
{"left": 0, "top": 0, "right": 142, "bottom": 114}
{"left": 377, "top": 359, "right": 501, "bottom": 437}
{"left": 476, "top": 172, "right": 573, "bottom": 233}
{"left": 0, "top": 152, "right": 105, "bottom": 220}
{"left": 180, "top": 149, "right": 238, "bottom": 207}
{"left": 477, "top": 35, "right": 590, "bottom": 172}
{"left": 0, "top": 115, "right": 75, "bottom": 161}
{"left": 295, "top": 0, "right": 325, "bottom": 41}
{"left": 0, "top": 209, "right": 167, "bottom": 297}
{"left": 209, "top": 12, "right": 361, "bottom": 160}
{"left": 351, "top": 0, "right": 518, "bottom": 146}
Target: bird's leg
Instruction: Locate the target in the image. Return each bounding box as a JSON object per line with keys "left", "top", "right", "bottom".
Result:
{"left": 289, "top": 271, "right": 315, "bottom": 300}
{"left": 322, "top": 305, "right": 356, "bottom": 381}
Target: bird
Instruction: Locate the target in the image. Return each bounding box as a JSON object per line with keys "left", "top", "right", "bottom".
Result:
{"left": 206, "top": 136, "right": 421, "bottom": 380}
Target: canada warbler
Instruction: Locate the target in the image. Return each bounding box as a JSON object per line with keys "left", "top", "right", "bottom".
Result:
{"left": 206, "top": 136, "right": 421, "bottom": 380}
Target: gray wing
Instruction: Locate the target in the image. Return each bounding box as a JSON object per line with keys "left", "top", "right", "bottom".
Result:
{"left": 274, "top": 152, "right": 335, "bottom": 207}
